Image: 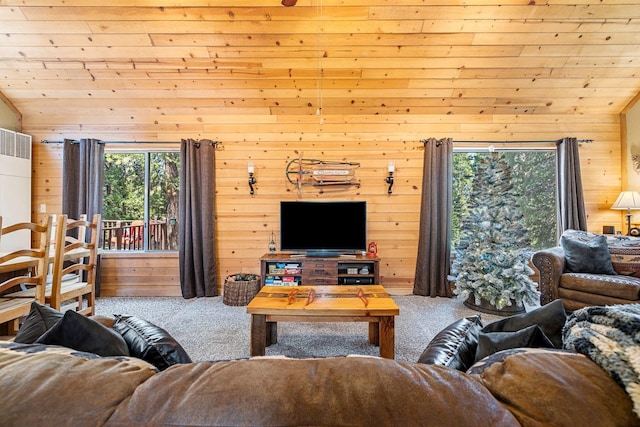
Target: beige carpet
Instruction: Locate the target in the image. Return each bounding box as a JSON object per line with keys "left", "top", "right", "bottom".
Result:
{"left": 95, "top": 295, "right": 519, "bottom": 362}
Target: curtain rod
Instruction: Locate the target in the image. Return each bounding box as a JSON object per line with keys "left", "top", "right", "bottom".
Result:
{"left": 421, "top": 138, "right": 593, "bottom": 144}
{"left": 41, "top": 140, "right": 222, "bottom": 146}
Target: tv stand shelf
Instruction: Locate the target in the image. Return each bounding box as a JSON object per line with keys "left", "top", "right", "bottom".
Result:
{"left": 260, "top": 253, "right": 380, "bottom": 287}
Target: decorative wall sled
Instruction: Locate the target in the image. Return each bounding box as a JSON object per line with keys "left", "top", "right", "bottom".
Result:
{"left": 286, "top": 154, "right": 360, "bottom": 193}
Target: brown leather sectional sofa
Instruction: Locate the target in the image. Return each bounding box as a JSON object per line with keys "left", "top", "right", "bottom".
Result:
{"left": 0, "top": 341, "right": 637, "bottom": 427}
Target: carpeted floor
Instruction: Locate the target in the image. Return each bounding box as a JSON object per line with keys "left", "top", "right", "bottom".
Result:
{"left": 95, "top": 295, "right": 513, "bottom": 362}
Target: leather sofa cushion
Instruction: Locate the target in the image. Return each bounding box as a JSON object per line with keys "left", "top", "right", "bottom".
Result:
{"left": 417, "top": 314, "right": 482, "bottom": 371}
{"left": 113, "top": 315, "right": 192, "bottom": 371}
{"left": 0, "top": 341, "right": 156, "bottom": 426}
{"left": 468, "top": 348, "right": 640, "bottom": 427}
{"left": 107, "top": 356, "right": 520, "bottom": 427}
{"left": 560, "top": 272, "right": 640, "bottom": 300}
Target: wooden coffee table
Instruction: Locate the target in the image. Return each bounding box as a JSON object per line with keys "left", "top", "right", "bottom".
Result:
{"left": 246, "top": 285, "right": 400, "bottom": 359}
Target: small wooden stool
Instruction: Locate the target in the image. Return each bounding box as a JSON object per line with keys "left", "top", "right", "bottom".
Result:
{"left": 223, "top": 279, "right": 261, "bottom": 306}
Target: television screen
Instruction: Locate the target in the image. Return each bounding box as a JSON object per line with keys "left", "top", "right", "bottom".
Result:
{"left": 280, "top": 201, "right": 367, "bottom": 256}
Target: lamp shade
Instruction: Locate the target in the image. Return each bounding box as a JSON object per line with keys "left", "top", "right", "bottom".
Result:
{"left": 611, "top": 191, "right": 640, "bottom": 210}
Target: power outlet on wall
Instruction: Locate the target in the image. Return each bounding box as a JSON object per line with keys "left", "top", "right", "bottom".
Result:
{"left": 39, "top": 204, "right": 46, "bottom": 213}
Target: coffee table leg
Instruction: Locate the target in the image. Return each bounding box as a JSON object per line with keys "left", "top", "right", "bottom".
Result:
{"left": 379, "top": 316, "right": 395, "bottom": 359}
{"left": 266, "top": 321, "right": 278, "bottom": 346}
{"left": 369, "top": 322, "right": 379, "bottom": 345}
{"left": 250, "top": 314, "right": 267, "bottom": 356}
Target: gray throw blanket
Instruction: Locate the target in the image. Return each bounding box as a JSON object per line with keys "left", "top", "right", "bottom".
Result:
{"left": 563, "top": 304, "right": 640, "bottom": 418}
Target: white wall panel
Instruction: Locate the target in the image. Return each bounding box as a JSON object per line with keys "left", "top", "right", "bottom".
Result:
{"left": 0, "top": 128, "right": 31, "bottom": 251}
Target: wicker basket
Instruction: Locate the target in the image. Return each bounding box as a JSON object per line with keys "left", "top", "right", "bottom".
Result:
{"left": 223, "top": 277, "right": 261, "bottom": 306}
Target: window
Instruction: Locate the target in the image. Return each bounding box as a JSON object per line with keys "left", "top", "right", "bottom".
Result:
{"left": 103, "top": 151, "right": 180, "bottom": 251}
{"left": 452, "top": 150, "right": 557, "bottom": 251}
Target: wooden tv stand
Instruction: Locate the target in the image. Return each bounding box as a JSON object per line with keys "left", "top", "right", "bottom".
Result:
{"left": 260, "top": 253, "right": 380, "bottom": 287}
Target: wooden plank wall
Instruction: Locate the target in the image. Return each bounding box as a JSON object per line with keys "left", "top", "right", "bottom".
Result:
{"left": 28, "top": 111, "right": 624, "bottom": 297}
{"left": 100, "top": 252, "right": 180, "bottom": 297}
{"left": 1, "top": 2, "right": 636, "bottom": 296}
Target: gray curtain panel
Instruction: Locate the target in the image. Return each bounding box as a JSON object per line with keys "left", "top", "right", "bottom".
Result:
{"left": 413, "top": 137, "right": 453, "bottom": 297}
{"left": 62, "top": 139, "right": 104, "bottom": 221}
{"left": 62, "top": 138, "right": 104, "bottom": 294}
{"left": 179, "top": 139, "right": 218, "bottom": 298}
{"left": 557, "top": 137, "right": 587, "bottom": 233}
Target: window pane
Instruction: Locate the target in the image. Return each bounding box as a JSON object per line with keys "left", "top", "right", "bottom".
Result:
{"left": 103, "top": 153, "right": 145, "bottom": 250}
{"left": 104, "top": 153, "right": 145, "bottom": 221}
{"left": 103, "top": 151, "right": 180, "bottom": 251}
{"left": 149, "top": 152, "right": 180, "bottom": 251}
{"left": 452, "top": 151, "right": 557, "bottom": 251}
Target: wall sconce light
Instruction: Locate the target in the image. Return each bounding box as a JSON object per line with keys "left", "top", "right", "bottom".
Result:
{"left": 385, "top": 161, "right": 395, "bottom": 194}
{"left": 248, "top": 162, "right": 256, "bottom": 195}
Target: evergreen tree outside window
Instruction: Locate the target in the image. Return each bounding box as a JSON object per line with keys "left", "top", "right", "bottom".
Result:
{"left": 103, "top": 151, "right": 180, "bottom": 251}
{"left": 452, "top": 150, "right": 557, "bottom": 251}
{"left": 452, "top": 151, "right": 542, "bottom": 310}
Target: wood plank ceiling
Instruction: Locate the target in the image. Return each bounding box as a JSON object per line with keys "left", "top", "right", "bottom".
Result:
{"left": 0, "top": 0, "right": 639, "bottom": 133}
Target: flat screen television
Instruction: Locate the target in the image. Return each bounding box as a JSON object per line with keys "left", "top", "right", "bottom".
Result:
{"left": 280, "top": 201, "right": 366, "bottom": 257}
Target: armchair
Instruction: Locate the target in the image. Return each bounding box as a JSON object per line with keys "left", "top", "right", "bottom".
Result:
{"left": 532, "top": 230, "right": 640, "bottom": 312}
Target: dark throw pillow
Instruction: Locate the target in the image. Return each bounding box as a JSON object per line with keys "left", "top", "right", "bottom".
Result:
{"left": 417, "top": 315, "right": 482, "bottom": 371}
{"left": 35, "top": 310, "right": 130, "bottom": 357}
{"left": 113, "top": 315, "right": 191, "bottom": 371}
{"left": 481, "top": 299, "right": 567, "bottom": 349}
{"left": 475, "top": 325, "right": 554, "bottom": 363}
{"left": 14, "top": 302, "right": 64, "bottom": 344}
{"left": 560, "top": 233, "right": 616, "bottom": 275}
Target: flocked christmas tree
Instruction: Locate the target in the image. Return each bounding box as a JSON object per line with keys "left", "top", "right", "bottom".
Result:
{"left": 452, "top": 151, "right": 540, "bottom": 312}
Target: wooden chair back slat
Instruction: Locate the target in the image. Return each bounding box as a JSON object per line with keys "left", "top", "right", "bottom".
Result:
{"left": 0, "top": 215, "right": 54, "bottom": 334}
{"left": 49, "top": 214, "right": 100, "bottom": 315}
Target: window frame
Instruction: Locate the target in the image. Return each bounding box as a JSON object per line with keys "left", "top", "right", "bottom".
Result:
{"left": 103, "top": 147, "right": 180, "bottom": 252}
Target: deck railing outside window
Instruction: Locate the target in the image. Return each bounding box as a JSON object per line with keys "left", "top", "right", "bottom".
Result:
{"left": 102, "top": 219, "right": 174, "bottom": 251}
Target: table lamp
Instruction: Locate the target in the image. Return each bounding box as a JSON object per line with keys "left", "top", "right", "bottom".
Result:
{"left": 611, "top": 191, "right": 640, "bottom": 235}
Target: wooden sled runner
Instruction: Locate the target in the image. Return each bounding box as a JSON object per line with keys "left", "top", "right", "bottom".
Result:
{"left": 286, "top": 155, "right": 360, "bottom": 193}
